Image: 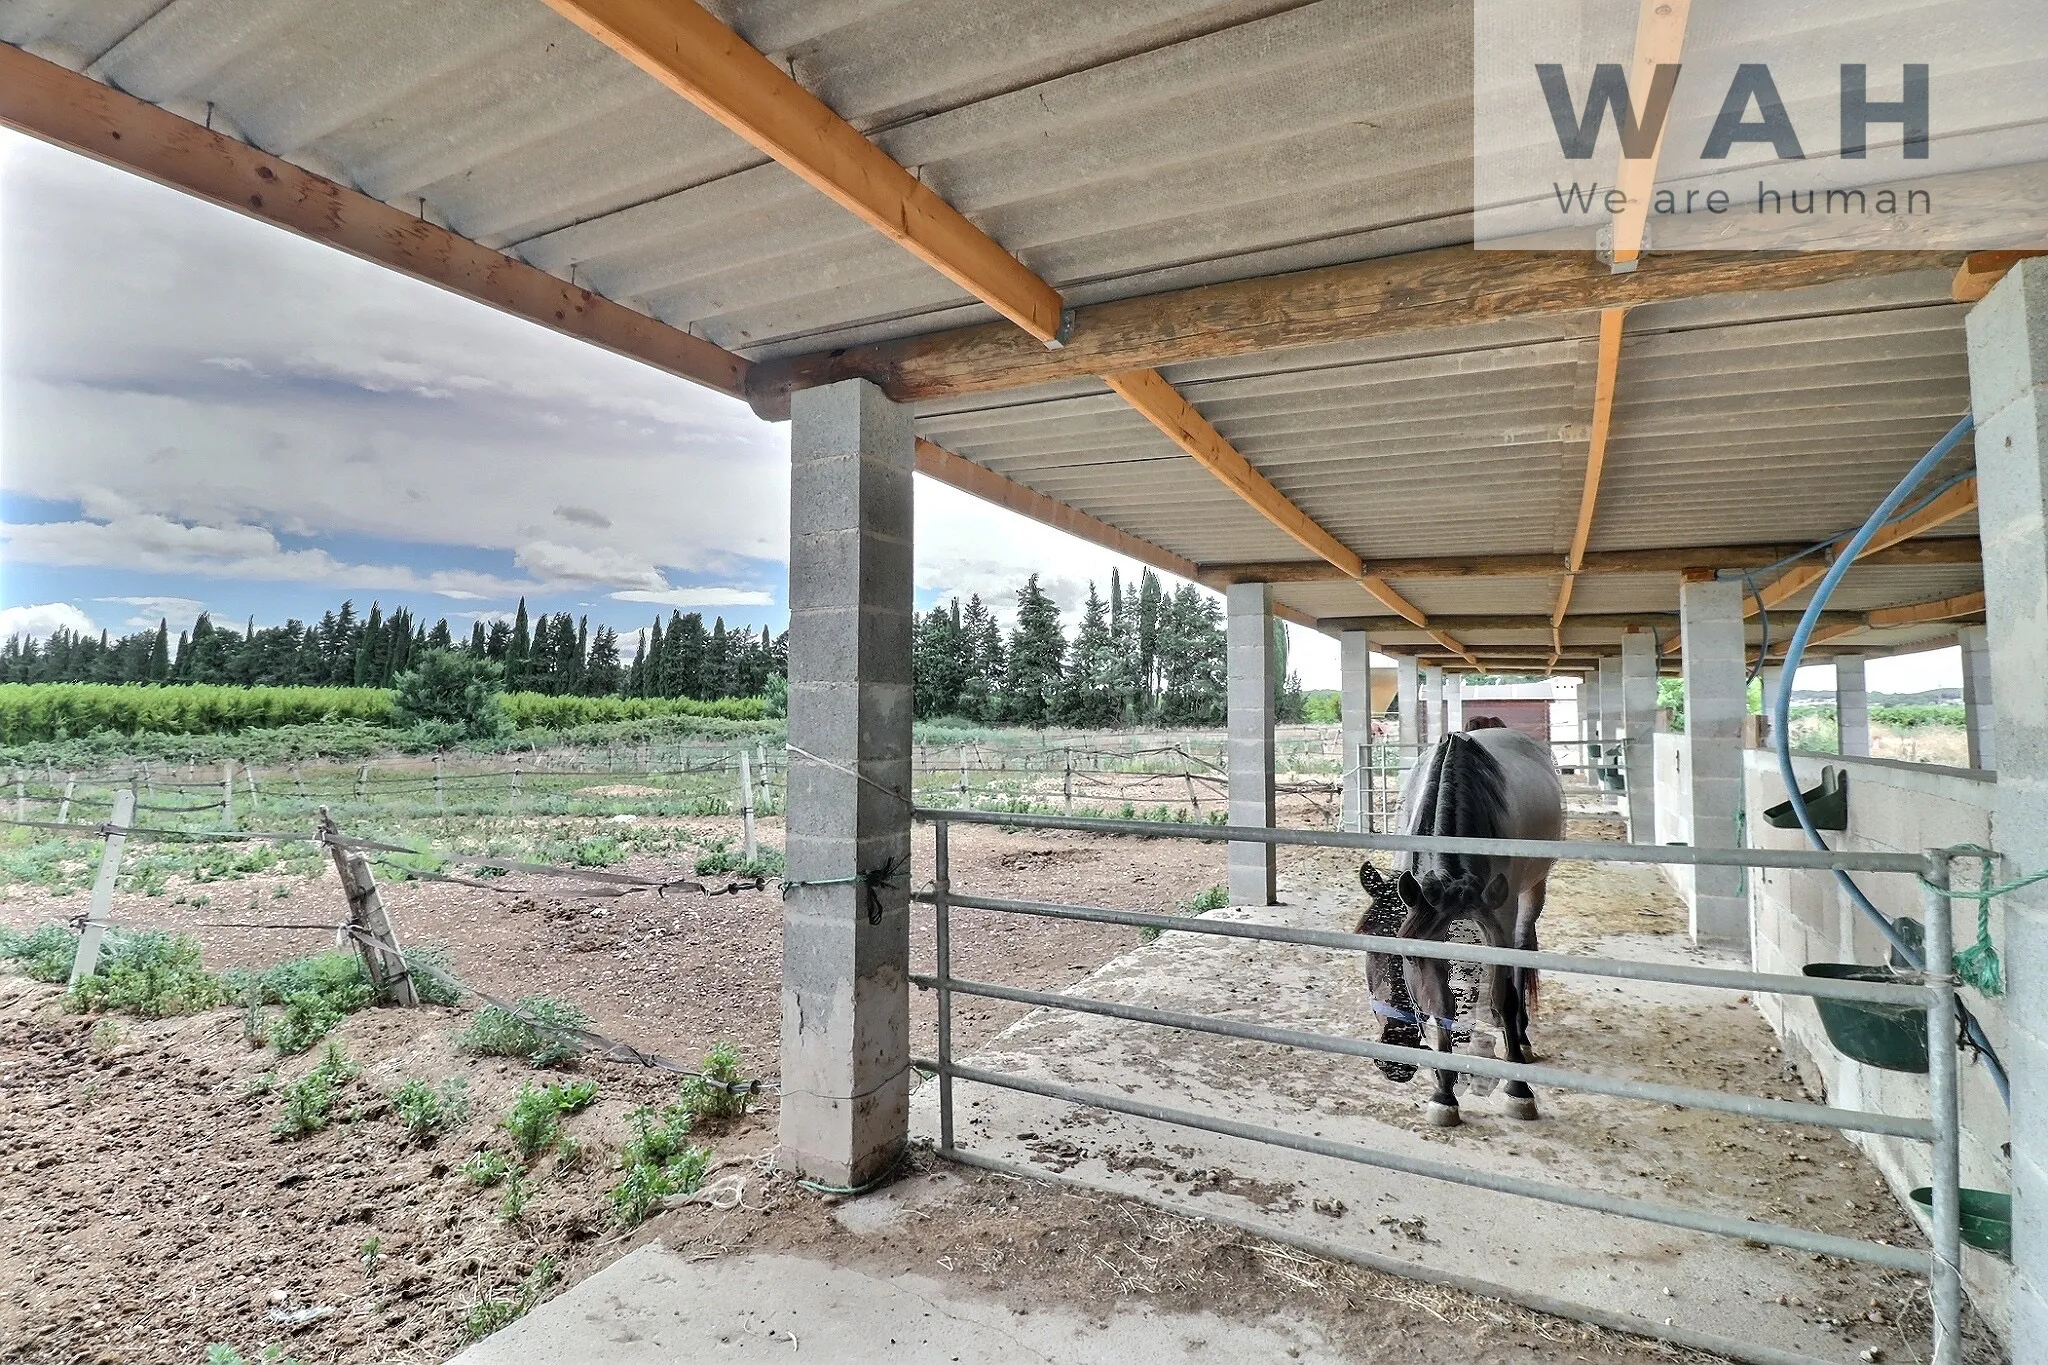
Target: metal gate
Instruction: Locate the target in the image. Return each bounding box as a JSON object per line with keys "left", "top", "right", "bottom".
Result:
{"left": 912, "top": 809, "right": 1967, "bottom": 1365}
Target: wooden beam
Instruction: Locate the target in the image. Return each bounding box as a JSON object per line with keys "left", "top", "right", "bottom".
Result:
{"left": 1197, "top": 537, "right": 1980, "bottom": 587}
{"left": 538, "top": 0, "right": 1064, "bottom": 343}
{"left": 745, "top": 247, "right": 1963, "bottom": 419}
{"left": 1328, "top": 610, "right": 1860, "bottom": 634}
{"left": 1953, "top": 251, "right": 2048, "bottom": 304}
{"left": 1865, "top": 590, "right": 1987, "bottom": 628}
{"left": 913, "top": 438, "right": 1199, "bottom": 582}
{"left": 1552, "top": 306, "right": 1628, "bottom": 629}
{"left": 1750, "top": 477, "right": 1978, "bottom": 614}
{"left": 1099, "top": 367, "right": 1466, "bottom": 658}
{"left": 0, "top": 45, "right": 751, "bottom": 400}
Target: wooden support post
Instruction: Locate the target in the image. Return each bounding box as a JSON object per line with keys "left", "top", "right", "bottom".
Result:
{"left": 1184, "top": 758, "right": 1202, "bottom": 818}
{"left": 511, "top": 763, "right": 523, "bottom": 808}
{"left": 739, "top": 749, "right": 757, "bottom": 863}
{"left": 756, "top": 741, "right": 770, "bottom": 812}
{"left": 291, "top": 763, "right": 307, "bottom": 798}
{"left": 355, "top": 763, "right": 369, "bottom": 800}
{"left": 433, "top": 754, "right": 445, "bottom": 811}
{"left": 320, "top": 809, "right": 418, "bottom": 1007}
{"left": 1063, "top": 753, "right": 1074, "bottom": 815}
{"left": 142, "top": 761, "right": 155, "bottom": 800}
{"left": 58, "top": 774, "right": 75, "bottom": 824}
{"left": 70, "top": 789, "right": 134, "bottom": 985}
{"left": 243, "top": 762, "right": 261, "bottom": 813}
{"left": 959, "top": 745, "right": 970, "bottom": 808}
{"left": 11, "top": 771, "right": 22, "bottom": 822}
{"left": 221, "top": 761, "right": 234, "bottom": 829}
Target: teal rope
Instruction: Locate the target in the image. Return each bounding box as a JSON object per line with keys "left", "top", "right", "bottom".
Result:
{"left": 1920, "top": 844, "right": 2048, "bottom": 999}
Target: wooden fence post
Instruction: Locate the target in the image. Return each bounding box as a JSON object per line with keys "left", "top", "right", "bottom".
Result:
{"left": 320, "top": 809, "right": 418, "bottom": 1007}
{"left": 1063, "top": 753, "right": 1074, "bottom": 815}
{"left": 11, "top": 770, "right": 22, "bottom": 822}
{"left": 141, "top": 761, "right": 155, "bottom": 800}
{"left": 433, "top": 754, "right": 445, "bottom": 811}
{"left": 356, "top": 763, "right": 368, "bottom": 800}
{"left": 511, "top": 763, "right": 523, "bottom": 808}
{"left": 739, "top": 749, "right": 757, "bottom": 863}
{"left": 243, "top": 762, "right": 262, "bottom": 813}
{"left": 58, "top": 774, "right": 75, "bottom": 824}
{"left": 958, "top": 746, "right": 970, "bottom": 808}
{"left": 71, "top": 789, "right": 135, "bottom": 985}
{"left": 291, "top": 763, "right": 308, "bottom": 799}
{"left": 221, "top": 761, "right": 235, "bottom": 829}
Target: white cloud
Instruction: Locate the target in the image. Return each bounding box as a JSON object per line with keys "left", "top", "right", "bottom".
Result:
{"left": 0, "top": 602, "right": 100, "bottom": 640}
{"left": 98, "top": 594, "right": 205, "bottom": 632}
{"left": 612, "top": 587, "right": 777, "bottom": 609}
{"left": 513, "top": 541, "right": 668, "bottom": 592}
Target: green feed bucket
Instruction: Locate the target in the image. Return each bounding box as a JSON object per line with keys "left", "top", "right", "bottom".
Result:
{"left": 1802, "top": 963, "right": 1929, "bottom": 1073}
{"left": 1910, "top": 1186, "right": 2013, "bottom": 1258}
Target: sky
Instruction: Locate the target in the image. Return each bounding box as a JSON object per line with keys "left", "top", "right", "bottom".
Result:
{"left": 0, "top": 126, "right": 1963, "bottom": 697}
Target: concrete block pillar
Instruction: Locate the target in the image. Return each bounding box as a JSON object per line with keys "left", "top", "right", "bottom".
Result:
{"left": 1445, "top": 673, "right": 1465, "bottom": 733}
{"left": 1226, "top": 583, "right": 1277, "bottom": 905}
{"left": 1965, "top": 258, "right": 2048, "bottom": 1349}
{"left": 1961, "top": 625, "right": 1996, "bottom": 769}
{"left": 1422, "top": 665, "right": 1444, "bottom": 746}
{"left": 1396, "top": 655, "right": 1420, "bottom": 767}
{"left": 1339, "top": 630, "right": 1371, "bottom": 832}
{"left": 1760, "top": 665, "right": 1786, "bottom": 742}
{"left": 1834, "top": 656, "right": 1871, "bottom": 757}
{"left": 1575, "top": 674, "right": 1594, "bottom": 769}
{"left": 1620, "top": 629, "right": 1659, "bottom": 844}
{"left": 780, "top": 378, "right": 914, "bottom": 1188}
{"left": 1597, "top": 654, "right": 1623, "bottom": 791}
{"left": 1679, "top": 576, "right": 1748, "bottom": 947}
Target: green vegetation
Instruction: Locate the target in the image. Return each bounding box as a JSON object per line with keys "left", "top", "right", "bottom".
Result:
{"left": 1873, "top": 703, "right": 1966, "bottom": 730}
{"left": 0, "top": 923, "right": 77, "bottom": 983}
{"left": 271, "top": 1043, "right": 359, "bottom": 1138}
{"left": 391, "top": 1077, "right": 471, "bottom": 1143}
{"left": 455, "top": 996, "right": 591, "bottom": 1068}
{"left": 67, "top": 929, "right": 225, "bottom": 1018}
{"left": 205, "top": 1346, "right": 301, "bottom": 1365}
{"left": 391, "top": 651, "right": 509, "bottom": 742}
{"left": 459, "top": 1257, "right": 559, "bottom": 1343}
{"left": 0, "top": 683, "right": 397, "bottom": 743}
{"left": 604, "top": 1043, "right": 747, "bottom": 1227}
{"left": 692, "top": 839, "right": 784, "bottom": 880}
{"left": 221, "top": 947, "right": 456, "bottom": 1054}
{"left": 503, "top": 1079, "right": 599, "bottom": 1160}
{"left": 461, "top": 1150, "right": 511, "bottom": 1187}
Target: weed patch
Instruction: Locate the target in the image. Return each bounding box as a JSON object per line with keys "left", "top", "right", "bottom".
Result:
{"left": 271, "top": 1043, "right": 359, "bottom": 1139}
{"left": 458, "top": 1257, "right": 559, "bottom": 1343}
{"left": 0, "top": 923, "right": 76, "bottom": 983}
{"left": 66, "top": 929, "right": 223, "bottom": 1018}
{"left": 1141, "top": 883, "right": 1229, "bottom": 943}
{"left": 391, "top": 1077, "right": 470, "bottom": 1143}
{"left": 454, "top": 996, "right": 590, "bottom": 1068}
{"left": 503, "top": 1078, "right": 599, "bottom": 1160}
{"left": 461, "top": 1150, "right": 510, "bottom": 1187}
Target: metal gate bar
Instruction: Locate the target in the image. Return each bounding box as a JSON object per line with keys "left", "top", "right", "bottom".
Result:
{"left": 918, "top": 810, "right": 1967, "bottom": 1365}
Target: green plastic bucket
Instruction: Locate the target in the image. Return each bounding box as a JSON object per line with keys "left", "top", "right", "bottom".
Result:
{"left": 1910, "top": 1186, "right": 2013, "bottom": 1258}
{"left": 1802, "top": 963, "right": 1929, "bottom": 1073}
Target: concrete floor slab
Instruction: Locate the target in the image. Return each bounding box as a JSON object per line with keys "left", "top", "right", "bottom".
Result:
{"left": 449, "top": 1241, "right": 1352, "bottom": 1363}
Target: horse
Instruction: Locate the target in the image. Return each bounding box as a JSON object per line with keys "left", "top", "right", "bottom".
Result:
{"left": 1355, "top": 727, "right": 1564, "bottom": 1128}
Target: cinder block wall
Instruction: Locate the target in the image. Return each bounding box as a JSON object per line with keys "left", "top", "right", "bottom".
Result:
{"left": 1742, "top": 751, "right": 2011, "bottom": 1338}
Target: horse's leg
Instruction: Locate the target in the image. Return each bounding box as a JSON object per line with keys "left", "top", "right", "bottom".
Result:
{"left": 1513, "top": 879, "right": 1547, "bottom": 1061}
{"left": 1404, "top": 953, "right": 1461, "bottom": 1127}
{"left": 1481, "top": 915, "right": 1540, "bottom": 1121}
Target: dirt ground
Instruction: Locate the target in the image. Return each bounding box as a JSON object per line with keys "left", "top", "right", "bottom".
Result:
{"left": 0, "top": 803, "right": 1989, "bottom": 1363}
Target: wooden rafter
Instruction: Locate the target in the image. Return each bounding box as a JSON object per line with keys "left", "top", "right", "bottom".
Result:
{"left": 1550, "top": 0, "right": 1690, "bottom": 667}
{"left": 0, "top": 44, "right": 750, "bottom": 398}
{"left": 744, "top": 247, "right": 1961, "bottom": 418}
{"left": 539, "top": 0, "right": 1064, "bottom": 343}
{"left": 1196, "top": 538, "right": 1981, "bottom": 586}
{"left": 1748, "top": 477, "right": 1978, "bottom": 615}
{"left": 1865, "top": 591, "right": 1986, "bottom": 628}
{"left": 1953, "top": 251, "right": 2048, "bottom": 303}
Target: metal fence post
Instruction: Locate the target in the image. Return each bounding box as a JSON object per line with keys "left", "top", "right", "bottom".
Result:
{"left": 935, "top": 818, "right": 955, "bottom": 1154}
{"left": 739, "top": 749, "right": 757, "bottom": 862}
{"left": 221, "top": 760, "right": 234, "bottom": 828}
{"left": 70, "top": 789, "right": 134, "bottom": 985}
{"left": 1922, "top": 852, "right": 1962, "bottom": 1365}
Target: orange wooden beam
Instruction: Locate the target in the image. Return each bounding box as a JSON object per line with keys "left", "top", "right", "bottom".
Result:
{"left": 1865, "top": 590, "right": 1986, "bottom": 628}
{"left": 1953, "top": 251, "right": 2048, "bottom": 304}
{"left": 0, "top": 44, "right": 750, "bottom": 399}
{"left": 1750, "top": 477, "right": 1978, "bottom": 615}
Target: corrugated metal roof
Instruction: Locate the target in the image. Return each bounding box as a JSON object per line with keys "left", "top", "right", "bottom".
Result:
{"left": 3, "top": 0, "right": 1990, "bottom": 660}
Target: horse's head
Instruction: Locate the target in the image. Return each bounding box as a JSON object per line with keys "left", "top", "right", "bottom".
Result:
{"left": 1356, "top": 860, "right": 1403, "bottom": 934}
{"left": 1395, "top": 865, "right": 1511, "bottom": 920}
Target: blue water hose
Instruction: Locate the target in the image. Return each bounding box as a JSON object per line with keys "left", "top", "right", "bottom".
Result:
{"left": 1770, "top": 414, "right": 2009, "bottom": 1105}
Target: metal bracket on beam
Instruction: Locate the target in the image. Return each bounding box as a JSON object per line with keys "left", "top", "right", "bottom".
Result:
{"left": 1596, "top": 225, "right": 1648, "bottom": 275}
{"left": 1043, "top": 308, "right": 1076, "bottom": 351}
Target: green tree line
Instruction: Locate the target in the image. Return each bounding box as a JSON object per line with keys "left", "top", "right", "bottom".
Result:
{"left": 915, "top": 569, "right": 1301, "bottom": 727}
{"left": 0, "top": 597, "right": 785, "bottom": 704}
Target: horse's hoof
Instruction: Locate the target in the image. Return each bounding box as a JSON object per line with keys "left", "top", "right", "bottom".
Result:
{"left": 1503, "top": 1095, "right": 1540, "bottom": 1121}
{"left": 1425, "top": 1102, "right": 1462, "bottom": 1128}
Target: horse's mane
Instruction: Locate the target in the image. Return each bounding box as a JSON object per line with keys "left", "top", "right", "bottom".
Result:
{"left": 1404, "top": 733, "right": 1509, "bottom": 903}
